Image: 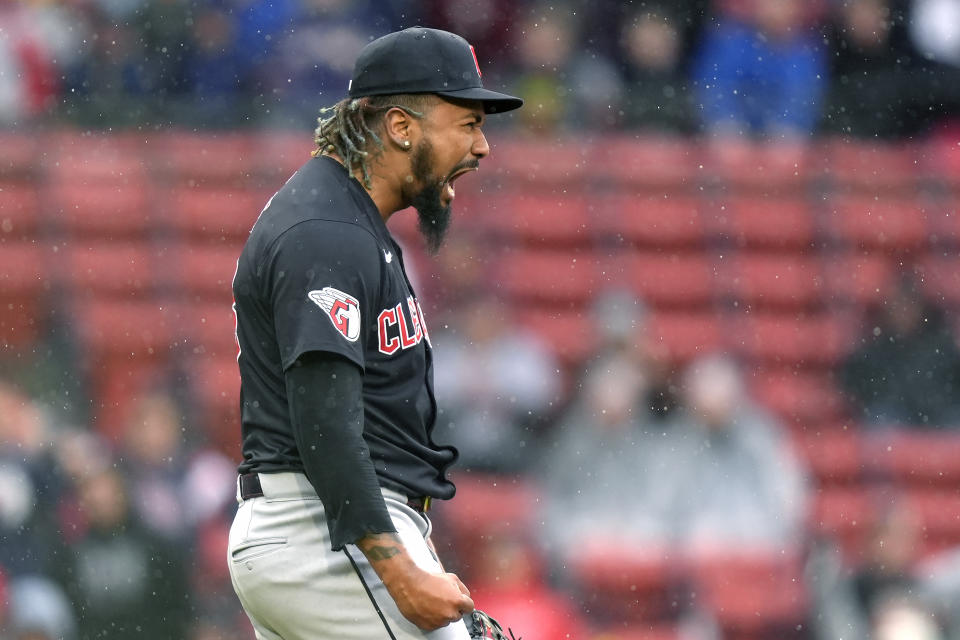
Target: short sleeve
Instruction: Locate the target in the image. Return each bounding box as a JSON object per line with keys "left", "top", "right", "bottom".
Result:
{"left": 266, "top": 220, "right": 381, "bottom": 371}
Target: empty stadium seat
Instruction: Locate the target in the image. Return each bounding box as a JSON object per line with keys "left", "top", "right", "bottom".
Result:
{"left": 825, "top": 195, "right": 928, "bottom": 251}
{"left": 820, "top": 139, "right": 920, "bottom": 192}
{"left": 0, "top": 242, "right": 46, "bottom": 347}
{"left": 917, "top": 253, "right": 960, "bottom": 308}
{"left": 715, "top": 195, "right": 816, "bottom": 249}
{"left": 182, "top": 354, "right": 241, "bottom": 454}
{"left": 569, "top": 546, "right": 679, "bottom": 624}
{"left": 594, "top": 193, "right": 704, "bottom": 248}
{"left": 688, "top": 551, "right": 808, "bottom": 639}
{"left": 47, "top": 132, "right": 148, "bottom": 185}
{"left": 646, "top": 310, "right": 724, "bottom": 363}
{"left": 167, "top": 244, "right": 240, "bottom": 303}
{"left": 729, "top": 310, "right": 856, "bottom": 367}
{"left": 591, "top": 135, "right": 697, "bottom": 190}
{"left": 720, "top": 253, "right": 824, "bottom": 310}
{"left": 790, "top": 427, "right": 863, "bottom": 486}
{"left": 907, "top": 488, "right": 960, "bottom": 556}
{"left": 752, "top": 370, "right": 849, "bottom": 428}
{"left": 822, "top": 252, "right": 896, "bottom": 308}
{"left": 608, "top": 252, "right": 716, "bottom": 308}
{"left": 164, "top": 186, "right": 269, "bottom": 242}
{"left": 61, "top": 241, "right": 160, "bottom": 298}
{"left": 483, "top": 192, "right": 593, "bottom": 246}
{"left": 484, "top": 138, "right": 589, "bottom": 186}
{"left": 0, "top": 131, "right": 40, "bottom": 179}
{"left": 922, "top": 137, "right": 960, "bottom": 189}
{"left": 0, "top": 183, "right": 41, "bottom": 240}
{"left": 50, "top": 181, "right": 154, "bottom": 238}
{"left": 811, "top": 486, "right": 876, "bottom": 562}
{"left": 514, "top": 308, "right": 596, "bottom": 368}
{"left": 168, "top": 301, "right": 238, "bottom": 359}
{"left": 495, "top": 249, "right": 603, "bottom": 306}
{"left": 155, "top": 132, "right": 257, "bottom": 186}
{"left": 704, "top": 139, "right": 811, "bottom": 193}
{"left": 864, "top": 430, "right": 960, "bottom": 487}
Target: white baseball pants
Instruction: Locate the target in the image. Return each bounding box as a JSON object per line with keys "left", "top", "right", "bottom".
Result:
{"left": 227, "top": 471, "right": 471, "bottom": 640}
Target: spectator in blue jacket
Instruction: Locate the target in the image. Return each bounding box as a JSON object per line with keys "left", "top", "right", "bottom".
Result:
{"left": 693, "top": 0, "right": 827, "bottom": 139}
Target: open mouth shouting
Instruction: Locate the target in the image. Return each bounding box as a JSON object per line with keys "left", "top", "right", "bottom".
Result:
{"left": 443, "top": 163, "right": 479, "bottom": 201}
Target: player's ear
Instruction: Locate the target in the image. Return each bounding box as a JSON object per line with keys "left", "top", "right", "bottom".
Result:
{"left": 384, "top": 107, "right": 416, "bottom": 151}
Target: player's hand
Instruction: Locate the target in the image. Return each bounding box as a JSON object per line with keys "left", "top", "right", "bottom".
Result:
{"left": 385, "top": 565, "right": 475, "bottom": 630}
{"left": 359, "top": 533, "right": 474, "bottom": 630}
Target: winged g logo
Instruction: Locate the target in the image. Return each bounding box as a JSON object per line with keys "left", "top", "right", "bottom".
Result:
{"left": 309, "top": 287, "right": 361, "bottom": 342}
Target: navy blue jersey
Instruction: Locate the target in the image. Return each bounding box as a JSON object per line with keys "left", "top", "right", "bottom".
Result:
{"left": 233, "top": 156, "right": 457, "bottom": 500}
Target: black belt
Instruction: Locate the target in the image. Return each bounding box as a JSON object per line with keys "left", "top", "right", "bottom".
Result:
{"left": 239, "top": 473, "right": 431, "bottom": 512}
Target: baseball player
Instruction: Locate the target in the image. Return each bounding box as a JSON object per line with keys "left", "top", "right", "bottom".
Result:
{"left": 227, "top": 27, "right": 522, "bottom": 640}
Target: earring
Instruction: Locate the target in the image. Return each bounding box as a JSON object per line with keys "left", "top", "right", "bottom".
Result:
{"left": 402, "top": 140, "right": 411, "bottom": 149}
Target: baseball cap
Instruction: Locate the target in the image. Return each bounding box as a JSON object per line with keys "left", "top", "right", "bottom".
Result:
{"left": 348, "top": 27, "right": 523, "bottom": 114}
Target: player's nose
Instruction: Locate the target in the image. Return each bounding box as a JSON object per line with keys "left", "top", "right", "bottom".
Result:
{"left": 472, "top": 129, "right": 489, "bottom": 159}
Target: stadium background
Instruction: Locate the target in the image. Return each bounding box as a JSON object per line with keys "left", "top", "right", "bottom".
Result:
{"left": 2, "top": 0, "right": 960, "bottom": 638}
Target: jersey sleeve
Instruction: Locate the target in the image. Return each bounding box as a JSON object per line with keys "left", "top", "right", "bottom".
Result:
{"left": 265, "top": 219, "right": 381, "bottom": 371}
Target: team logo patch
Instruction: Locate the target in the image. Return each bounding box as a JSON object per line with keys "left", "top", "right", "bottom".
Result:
{"left": 309, "top": 287, "right": 361, "bottom": 342}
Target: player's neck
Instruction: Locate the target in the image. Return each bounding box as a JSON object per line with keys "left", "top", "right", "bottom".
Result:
{"left": 324, "top": 151, "right": 404, "bottom": 223}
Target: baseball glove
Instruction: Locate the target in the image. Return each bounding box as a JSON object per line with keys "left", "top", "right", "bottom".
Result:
{"left": 466, "top": 609, "right": 519, "bottom": 640}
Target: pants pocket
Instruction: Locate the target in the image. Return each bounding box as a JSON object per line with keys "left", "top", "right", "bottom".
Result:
{"left": 231, "top": 537, "right": 288, "bottom": 563}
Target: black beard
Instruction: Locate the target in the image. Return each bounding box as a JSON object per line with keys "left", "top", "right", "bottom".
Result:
{"left": 409, "top": 139, "right": 453, "bottom": 255}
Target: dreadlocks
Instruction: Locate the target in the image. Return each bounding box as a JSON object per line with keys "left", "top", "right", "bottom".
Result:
{"left": 313, "top": 94, "right": 434, "bottom": 189}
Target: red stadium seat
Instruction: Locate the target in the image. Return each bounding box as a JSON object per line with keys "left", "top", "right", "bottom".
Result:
{"left": 907, "top": 488, "right": 960, "bottom": 557}
{"left": 169, "top": 301, "right": 238, "bottom": 359}
{"left": 155, "top": 132, "right": 257, "bottom": 186}
{"left": 720, "top": 253, "right": 824, "bottom": 310}
{"left": 167, "top": 244, "right": 240, "bottom": 303}
{"left": 50, "top": 182, "right": 154, "bottom": 239}
{"left": 182, "top": 354, "right": 241, "bottom": 454}
{"left": 715, "top": 195, "right": 816, "bottom": 249}
{"left": 820, "top": 139, "right": 920, "bottom": 192}
{"left": 646, "top": 311, "right": 724, "bottom": 364}
{"left": 253, "top": 131, "right": 316, "bottom": 183}
{"left": 825, "top": 195, "right": 928, "bottom": 251}
{"left": 594, "top": 193, "right": 704, "bottom": 248}
{"left": 688, "top": 551, "right": 808, "bottom": 639}
{"left": 607, "top": 252, "right": 716, "bottom": 308}
{"left": 484, "top": 139, "right": 589, "bottom": 186}
{"left": 483, "top": 192, "right": 593, "bottom": 247}
{"left": 495, "top": 249, "right": 604, "bottom": 306}
{"left": 0, "top": 242, "right": 46, "bottom": 347}
{"left": 811, "top": 486, "right": 877, "bottom": 563}
{"left": 922, "top": 137, "right": 960, "bottom": 189}
{"left": 729, "top": 310, "right": 856, "bottom": 366}
{"left": 591, "top": 135, "right": 697, "bottom": 190}
{"left": 752, "top": 370, "right": 849, "bottom": 428}
{"left": 0, "top": 183, "right": 41, "bottom": 239}
{"left": 165, "top": 186, "right": 269, "bottom": 242}
{"left": 864, "top": 430, "right": 960, "bottom": 488}
{"left": 704, "top": 139, "right": 811, "bottom": 192}
{"left": 790, "top": 427, "right": 863, "bottom": 486}
{"left": 569, "top": 546, "right": 679, "bottom": 625}
{"left": 61, "top": 241, "right": 161, "bottom": 298}
{"left": 514, "top": 308, "right": 596, "bottom": 368}
{"left": 48, "top": 133, "right": 148, "bottom": 185}
{"left": 822, "top": 252, "right": 897, "bottom": 308}
{"left": 0, "top": 131, "right": 40, "bottom": 179}
{"left": 587, "top": 626, "right": 685, "bottom": 640}
{"left": 917, "top": 253, "right": 960, "bottom": 308}
{"left": 436, "top": 472, "right": 538, "bottom": 554}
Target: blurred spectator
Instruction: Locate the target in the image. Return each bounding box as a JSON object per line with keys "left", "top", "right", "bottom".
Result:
{"left": 539, "top": 349, "right": 676, "bottom": 559}
{"left": 0, "top": 2, "right": 59, "bottom": 125}
{"left": 506, "top": 4, "right": 623, "bottom": 135}
{"left": 692, "top": 0, "right": 826, "bottom": 140}
{"left": 5, "top": 575, "right": 76, "bottom": 640}
{"left": 55, "top": 466, "right": 190, "bottom": 640}
{"left": 618, "top": 7, "right": 696, "bottom": 133}
{"left": 117, "top": 391, "right": 192, "bottom": 541}
{"left": 0, "top": 382, "right": 65, "bottom": 577}
{"left": 432, "top": 294, "right": 559, "bottom": 472}
{"left": 823, "top": 0, "right": 960, "bottom": 137}
{"left": 468, "top": 525, "right": 590, "bottom": 640}
{"left": 265, "top": 0, "right": 400, "bottom": 128}
{"left": 840, "top": 273, "right": 960, "bottom": 428}
{"left": 661, "top": 354, "right": 808, "bottom": 552}
{"left": 61, "top": 16, "right": 154, "bottom": 126}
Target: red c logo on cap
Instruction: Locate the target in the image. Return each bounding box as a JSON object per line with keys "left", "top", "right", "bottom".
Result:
{"left": 469, "top": 45, "right": 482, "bottom": 77}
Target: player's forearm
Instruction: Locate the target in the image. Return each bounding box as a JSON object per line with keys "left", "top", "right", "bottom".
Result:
{"left": 286, "top": 351, "right": 396, "bottom": 549}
